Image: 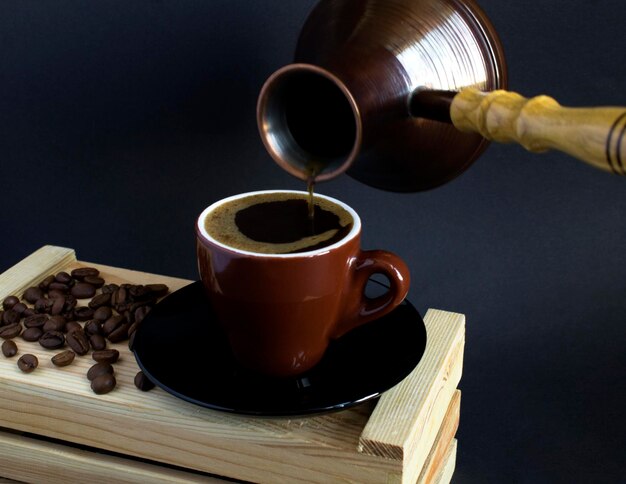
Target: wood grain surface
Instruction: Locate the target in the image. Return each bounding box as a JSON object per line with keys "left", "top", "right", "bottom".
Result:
{"left": 359, "top": 309, "right": 464, "bottom": 483}
{"left": 0, "top": 246, "right": 462, "bottom": 483}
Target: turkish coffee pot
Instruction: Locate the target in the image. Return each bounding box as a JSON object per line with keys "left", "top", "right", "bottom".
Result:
{"left": 257, "top": 0, "right": 626, "bottom": 192}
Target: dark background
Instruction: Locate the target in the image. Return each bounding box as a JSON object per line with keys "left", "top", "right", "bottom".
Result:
{"left": 1, "top": 1, "right": 624, "bottom": 482}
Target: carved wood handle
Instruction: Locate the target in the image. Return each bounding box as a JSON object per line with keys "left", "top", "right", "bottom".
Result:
{"left": 450, "top": 88, "right": 626, "bottom": 175}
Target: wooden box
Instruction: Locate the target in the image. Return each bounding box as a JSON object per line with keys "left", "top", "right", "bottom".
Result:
{"left": 0, "top": 246, "right": 464, "bottom": 483}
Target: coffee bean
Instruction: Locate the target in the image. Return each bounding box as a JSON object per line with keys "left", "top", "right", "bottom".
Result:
{"left": 55, "top": 271, "right": 73, "bottom": 284}
{"left": 71, "top": 267, "right": 100, "bottom": 281}
{"left": 43, "top": 315, "right": 66, "bottom": 333}
{"left": 92, "top": 349, "right": 119, "bottom": 364}
{"left": 23, "top": 287, "right": 44, "bottom": 304}
{"left": 83, "top": 276, "right": 105, "bottom": 288}
{"left": 12, "top": 302, "right": 27, "bottom": 315}
{"left": 134, "top": 371, "right": 155, "bottom": 391}
{"left": 63, "top": 294, "right": 77, "bottom": 311}
{"left": 22, "top": 327, "right": 43, "bottom": 342}
{"left": 17, "top": 354, "right": 38, "bottom": 373}
{"left": 48, "top": 282, "right": 70, "bottom": 293}
{"left": 74, "top": 306, "right": 94, "bottom": 321}
{"left": 91, "top": 374, "right": 116, "bottom": 394}
{"left": 48, "top": 289, "right": 66, "bottom": 299}
{"left": 87, "top": 362, "right": 114, "bottom": 381}
{"left": 111, "top": 287, "right": 128, "bottom": 306}
{"left": 134, "top": 305, "right": 151, "bottom": 324}
{"left": 51, "top": 350, "right": 75, "bottom": 367}
{"left": 101, "top": 283, "right": 119, "bottom": 294}
{"left": 84, "top": 320, "right": 103, "bottom": 336}
{"left": 102, "top": 315, "right": 125, "bottom": 336}
{"left": 2, "top": 296, "right": 19, "bottom": 311}
{"left": 38, "top": 275, "right": 55, "bottom": 291}
{"left": 128, "top": 331, "right": 137, "bottom": 351}
{"left": 89, "top": 333, "right": 107, "bottom": 351}
{"left": 93, "top": 306, "right": 112, "bottom": 322}
{"left": 24, "top": 314, "right": 48, "bottom": 328}
{"left": 127, "top": 321, "right": 139, "bottom": 338}
{"left": 114, "top": 303, "right": 130, "bottom": 314}
{"left": 107, "top": 323, "right": 130, "bottom": 343}
{"left": 71, "top": 283, "right": 96, "bottom": 299}
{"left": 39, "top": 331, "right": 65, "bottom": 349}
{"left": 0, "top": 324, "right": 22, "bottom": 339}
{"left": 146, "top": 283, "right": 169, "bottom": 298}
{"left": 2, "top": 309, "right": 21, "bottom": 325}
{"left": 50, "top": 296, "right": 66, "bottom": 316}
{"left": 23, "top": 308, "right": 36, "bottom": 317}
{"left": 34, "top": 297, "right": 52, "bottom": 314}
{"left": 1, "top": 340, "right": 18, "bottom": 357}
{"left": 64, "top": 321, "right": 82, "bottom": 333}
{"left": 129, "top": 285, "right": 152, "bottom": 302}
{"left": 88, "top": 293, "right": 111, "bottom": 309}
{"left": 66, "top": 329, "right": 90, "bottom": 355}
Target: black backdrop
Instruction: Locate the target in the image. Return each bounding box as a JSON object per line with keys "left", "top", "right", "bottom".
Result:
{"left": 1, "top": 1, "right": 625, "bottom": 482}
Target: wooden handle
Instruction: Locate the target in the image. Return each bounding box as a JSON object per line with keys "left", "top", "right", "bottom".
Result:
{"left": 450, "top": 88, "right": 626, "bottom": 175}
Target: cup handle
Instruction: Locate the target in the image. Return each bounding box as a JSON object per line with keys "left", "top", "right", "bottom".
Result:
{"left": 331, "top": 250, "right": 411, "bottom": 339}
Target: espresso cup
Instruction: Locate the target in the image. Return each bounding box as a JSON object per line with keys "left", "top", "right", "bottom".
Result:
{"left": 196, "top": 190, "right": 410, "bottom": 377}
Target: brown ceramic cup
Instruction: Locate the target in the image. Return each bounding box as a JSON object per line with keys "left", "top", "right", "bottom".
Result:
{"left": 196, "top": 190, "right": 410, "bottom": 377}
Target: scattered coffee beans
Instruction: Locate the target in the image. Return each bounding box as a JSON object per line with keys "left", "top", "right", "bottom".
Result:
{"left": 134, "top": 371, "right": 155, "bottom": 391}
{"left": 43, "top": 315, "right": 66, "bottom": 333}
{"left": 74, "top": 306, "right": 95, "bottom": 322}
{"left": 1, "top": 266, "right": 168, "bottom": 396}
{"left": 66, "top": 329, "right": 90, "bottom": 355}
{"left": 2, "top": 295, "right": 19, "bottom": 310}
{"left": 107, "top": 323, "right": 130, "bottom": 343}
{"left": 0, "top": 324, "right": 22, "bottom": 339}
{"left": 87, "top": 362, "right": 114, "bottom": 381}
{"left": 23, "top": 287, "right": 44, "bottom": 304}
{"left": 102, "top": 315, "right": 125, "bottom": 336}
{"left": 84, "top": 276, "right": 105, "bottom": 288}
{"left": 51, "top": 350, "right": 76, "bottom": 367}
{"left": 88, "top": 293, "right": 111, "bottom": 309}
{"left": 39, "top": 275, "right": 55, "bottom": 290}
{"left": 70, "top": 267, "right": 100, "bottom": 281}
{"left": 1, "top": 340, "right": 18, "bottom": 357}
{"left": 93, "top": 306, "right": 112, "bottom": 322}
{"left": 55, "top": 272, "right": 73, "bottom": 284}
{"left": 2, "top": 309, "right": 21, "bottom": 325}
{"left": 91, "top": 374, "right": 116, "bottom": 394}
{"left": 89, "top": 333, "right": 107, "bottom": 351}
{"left": 22, "top": 327, "right": 44, "bottom": 342}
{"left": 39, "top": 331, "right": 65, "bottom": 349}
{"left": 24, "top": 314, "right": 48, "bottom": 328}
{"left": 17, "top": 354, "right": 38, "bottom": 373}
{"left": 71, "top": 283, "right": 96, "bottom": 299}
{"left": 50, "top": 296, "right": 65, "bottom": 316}
{"left": 65, "top": 321, "right": 82, "bottom": 333}
{"left": 92, "top": 349, "right": 119, "bottom": 364}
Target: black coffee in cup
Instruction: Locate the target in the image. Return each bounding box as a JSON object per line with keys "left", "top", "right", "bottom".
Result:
{"left": 204, "top": 192, "right": 353, "bottom": 254}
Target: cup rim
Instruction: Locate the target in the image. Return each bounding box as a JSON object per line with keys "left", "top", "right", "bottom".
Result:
{"left": 196, "top": 190, "right": 361, "bottom": 258}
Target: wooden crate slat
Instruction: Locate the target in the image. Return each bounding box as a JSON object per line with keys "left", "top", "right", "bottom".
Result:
{"left": 358, "top": 309, "right": 465, "bottom": 482}
{"left": 433, "top": 439, "right": 458, "bottom": 484}
{"left": 0, "top": 429, "right": 219, "bottom": 484}
{"left": 417, "top": 390, "right": 461, "bottom": 484}
{"left": 0, "top": 246, "right": 76, "bottom": 301}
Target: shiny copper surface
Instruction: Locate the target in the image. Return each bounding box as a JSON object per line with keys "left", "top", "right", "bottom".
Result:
{"left": 257, "top": 0, "right": 507, "bottom": 192}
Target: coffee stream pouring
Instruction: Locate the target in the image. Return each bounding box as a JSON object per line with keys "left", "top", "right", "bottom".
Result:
{"left": 257, "top": 0, "right": 626, "bottom": 192}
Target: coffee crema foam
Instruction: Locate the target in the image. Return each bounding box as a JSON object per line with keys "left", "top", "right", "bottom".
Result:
{"left": 205, "top": 192, "right": 353, "bottom": 254}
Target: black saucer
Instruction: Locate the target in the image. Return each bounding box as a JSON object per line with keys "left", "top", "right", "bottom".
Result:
{"left": 132, "top": 281, "right": 427, "bottom": 417}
